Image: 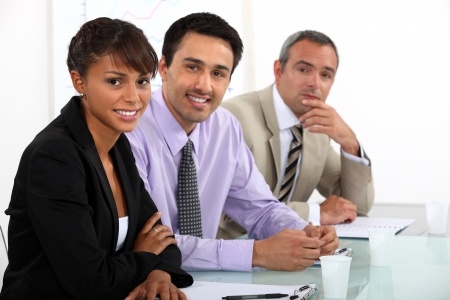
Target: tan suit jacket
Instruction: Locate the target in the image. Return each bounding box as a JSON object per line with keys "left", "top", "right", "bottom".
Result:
{"left": 218, "top": 85, "right": 374, "bottom": 239}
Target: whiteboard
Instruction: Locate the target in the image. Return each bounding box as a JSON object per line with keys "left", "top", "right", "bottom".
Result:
{"left": 51, "top": 0, "right": 245, "bottom": 117}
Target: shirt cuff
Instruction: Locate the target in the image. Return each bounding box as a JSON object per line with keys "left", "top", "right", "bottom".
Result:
{"left": 308, "top": 203, "right": 321, "bottom": 225}
{"left": 221, "top": 239, "right": 254, "bottom": 271}
{"left": 341, "top": 146, "right": 369, "bottom": 166}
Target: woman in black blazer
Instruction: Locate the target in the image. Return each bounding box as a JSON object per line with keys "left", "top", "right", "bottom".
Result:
{"left": 1, "top": 17, "right": 192, "bottom": 299}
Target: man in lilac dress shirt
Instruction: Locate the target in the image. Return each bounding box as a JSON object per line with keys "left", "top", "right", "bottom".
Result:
{"left": 126, "top": 12, "right": 338, "bottom": 272}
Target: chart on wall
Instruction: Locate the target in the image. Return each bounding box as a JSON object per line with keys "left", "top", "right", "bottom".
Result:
{"left": 52, "top": 0, "right": 244, "bottom": 117}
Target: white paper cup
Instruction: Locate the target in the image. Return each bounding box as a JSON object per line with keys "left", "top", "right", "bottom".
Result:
{"left": 368, "top": 229, "right": 395, "bottom": 266}
{"left": 426, "top": 201, "right": 449, "bottom": 235}
{"left": 320, "top": 255, "right": 352, "bottom": 299}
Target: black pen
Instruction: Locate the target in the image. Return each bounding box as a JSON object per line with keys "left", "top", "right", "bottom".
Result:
{"left": 222, "top": 293, "right": 289, "bottom": 299}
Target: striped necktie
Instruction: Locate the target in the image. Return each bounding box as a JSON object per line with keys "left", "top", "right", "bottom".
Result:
{"left": 278, "top": 125, "right": 303, "bottom": 202}
{"left": 177, "top": 139, "right": 203, "bottom": 238}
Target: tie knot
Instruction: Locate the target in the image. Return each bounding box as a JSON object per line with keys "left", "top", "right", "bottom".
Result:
{"left": 183, "top": 140, "right": 193, "bottom": 155}
{"left": 291, "top": 125, "right": 303, "bottom": 143}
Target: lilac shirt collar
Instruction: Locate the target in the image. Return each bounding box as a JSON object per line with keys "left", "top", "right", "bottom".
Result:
{"left": 152, "top": 88, "right": 200, "bottom": 157}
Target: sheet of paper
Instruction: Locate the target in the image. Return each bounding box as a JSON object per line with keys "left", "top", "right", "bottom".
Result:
{"left": 333, "top": 217, "right": 416, "bottom": 238}
{"left": 180, "top": 281, "right": 316, "bottom": 300}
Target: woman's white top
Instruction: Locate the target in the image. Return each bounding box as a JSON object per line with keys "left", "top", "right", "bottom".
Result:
{"left": 116, "top": 216, "right": 129, "bottom": 251}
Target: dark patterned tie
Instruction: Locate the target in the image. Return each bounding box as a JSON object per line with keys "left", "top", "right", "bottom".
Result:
{"left": 278, "top": 125, "right": 303, "bottom": 202}
{"left": 177, "top": 139, "right": 203, "bottom": 238}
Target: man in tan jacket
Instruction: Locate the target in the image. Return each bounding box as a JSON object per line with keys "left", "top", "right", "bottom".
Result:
{"left": 219, "top": 30, "right": 374, "bottom": 239}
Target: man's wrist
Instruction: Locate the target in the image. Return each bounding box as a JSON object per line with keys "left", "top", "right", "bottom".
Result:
{"left": 251, "top": 240, "right": 263, "bottom": 268}
{"left": 342, "top": 141, "right": 360, "bottom": 156}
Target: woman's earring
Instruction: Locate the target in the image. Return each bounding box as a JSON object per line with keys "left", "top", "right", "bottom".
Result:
{"left": 79, "top": 93, "right": 85, "bottom": 98}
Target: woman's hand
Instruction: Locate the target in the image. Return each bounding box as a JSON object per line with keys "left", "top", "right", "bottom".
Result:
{"left": 125, "top": 270, "right": 187, "bottom": 300}
{"left": 133, "top": 212, "right": 177, "bottom": 255}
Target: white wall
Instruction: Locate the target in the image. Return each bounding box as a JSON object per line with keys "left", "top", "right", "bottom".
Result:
{"left": 0, "top": 0, "right": 51, "bottom": 235}
{"left": 1, "top": 0, "right": 449, "bottom": 235}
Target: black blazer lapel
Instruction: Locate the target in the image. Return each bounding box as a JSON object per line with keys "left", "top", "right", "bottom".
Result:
{"left": 61, "top": 96, "right": 119, "bottom": 251}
